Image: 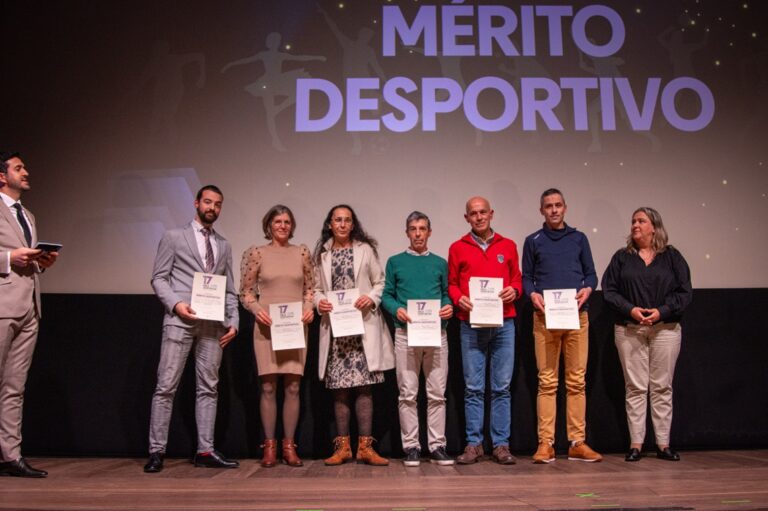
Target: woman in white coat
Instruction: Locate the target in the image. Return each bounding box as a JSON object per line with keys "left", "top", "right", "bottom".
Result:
{"left": 313, "top": 204, "right": 395, "bottom": 466}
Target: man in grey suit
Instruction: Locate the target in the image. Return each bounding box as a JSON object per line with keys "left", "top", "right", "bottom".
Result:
{"left": 144, "top": 185, "right": 240, "bottom": 473}
{"left": 0, "top": 151, "right": 58, "bottom": 478}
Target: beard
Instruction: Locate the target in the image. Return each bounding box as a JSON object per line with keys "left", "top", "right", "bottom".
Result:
{"left": 197, "top": 208, "right": 218, "bottom": 224}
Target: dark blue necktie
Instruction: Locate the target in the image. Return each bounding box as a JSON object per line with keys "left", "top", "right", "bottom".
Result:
{"left": 13, "top": 203, "right": 32, "bottom": 247}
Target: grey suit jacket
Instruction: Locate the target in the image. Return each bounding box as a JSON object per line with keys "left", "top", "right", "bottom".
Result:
{"left": 151, "top": 222, "right": 239, "bottom": 330}
{"left": 0, "top": 201, "right": 40, "bottom": 319}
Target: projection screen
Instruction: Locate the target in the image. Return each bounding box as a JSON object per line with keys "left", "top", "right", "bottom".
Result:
{"left": 2, "top": 0, "right": 766, "bottom": 292}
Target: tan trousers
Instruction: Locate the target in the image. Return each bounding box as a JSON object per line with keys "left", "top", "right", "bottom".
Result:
{"left": 534, "top": 311, "right": 589, "bottom": 443}
{"left": 0, "top": 307, "right": 39, "bottom": 462}
{"left": 394, "top": 329, "right": 449, "bottom": 451}
{"left": 614, "top": 322, "right": 682, "bottom": 446}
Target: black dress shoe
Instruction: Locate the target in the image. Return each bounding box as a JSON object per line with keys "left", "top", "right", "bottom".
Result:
{"left": 656, "top": 447, "right": 681, "bottom": 461}
{"left": 0, "top": 457, "right": 48, "bottom": 478}
{"left": 193, "top": 450, "right": 239, "bottom": 468}
{"left": 624, "top": 448, "right": 642, "bottom": 462}
{"left": 143, "top": 452, "right": 164, "bottom": 473}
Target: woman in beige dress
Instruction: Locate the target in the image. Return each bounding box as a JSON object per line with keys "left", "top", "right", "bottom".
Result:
{"left": 240, "top": 205, "right": 314, "bottom": 467}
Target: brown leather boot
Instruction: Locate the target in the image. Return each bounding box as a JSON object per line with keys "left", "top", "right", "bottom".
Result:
{"left": 282, "top": 438, "right": 303, "bottom": 467}
{"left": 356, "top": 436, "right": 389, "bottom": 466}
{"left": 324, "top": 435, "right": 352, "bottom": 466}
{"left": 260, "top": 439, "right": 277, "bottom": 468}
{"left": 456, "top": 444, "right": 484, "bottom": 464}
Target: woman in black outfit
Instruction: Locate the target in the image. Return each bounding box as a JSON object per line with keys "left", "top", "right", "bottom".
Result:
{"left": 602, "top": 207, "right": 692, "bottom": 462}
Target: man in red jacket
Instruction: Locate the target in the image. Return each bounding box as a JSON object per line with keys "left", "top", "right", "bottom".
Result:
{"left": 448, "top": 196, "right": 522, "bottom": 464}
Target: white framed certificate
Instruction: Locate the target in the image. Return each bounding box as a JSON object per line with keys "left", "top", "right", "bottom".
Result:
{"left": 469, "top": 277, "right": 504, "bottom": 327}
{"left": 407, "top": 299, "right": 441, "bottom": 347}
{"left": 269, "top": 302, "right": 305, "bottom": 350}
{"left": 543, "top": 288, "right": 580, "bottom": 330}
{"left": 190, "top": 272, "right": 226, "bottom": 322}
{"left": 328, "top": 288, "right": 365, "bottom": 337}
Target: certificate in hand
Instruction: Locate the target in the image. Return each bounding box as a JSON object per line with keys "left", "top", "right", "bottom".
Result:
{"left": 407, "top": 299, "right": 441, "bottom": 347}
{"left": 328, "top": 288, "right": 365, "bottom": 338}
{"left": 469, "top": 277, "right": 504, "bottom": 327}
{"left": 190, "top": 272, "right": 226, "bottom": 322}
{"left": 269, "top": 302, "right": 305, "bottom": 351}
{"left": 543, "top": 289, "right": 580, "bottom": 330}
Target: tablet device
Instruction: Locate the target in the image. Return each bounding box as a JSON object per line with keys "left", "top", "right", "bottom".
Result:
{"left": 35, "top": 242, "right": 63, "bottom": 252}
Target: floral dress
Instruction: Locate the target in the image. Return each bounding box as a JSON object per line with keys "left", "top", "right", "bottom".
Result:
{"left": 324, "top": 247, "right": 384, "bottom": 389}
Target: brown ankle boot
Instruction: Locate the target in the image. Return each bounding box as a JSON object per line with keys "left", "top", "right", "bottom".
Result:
{"left": 260, "top": 439, "right": 277, "bottom": 468}
{"left": 282, "top": 438, "right": 303, "bottom": 467}
{"left": 324, "top": 435, "right": 352, "bottom": 466}
{"left": 356, "top": 436, "right": 389, "bottom": 466}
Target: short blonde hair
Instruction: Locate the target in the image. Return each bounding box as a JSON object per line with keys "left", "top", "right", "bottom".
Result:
{"left": 626, "top": 207, "right": 669, "bottom": 253}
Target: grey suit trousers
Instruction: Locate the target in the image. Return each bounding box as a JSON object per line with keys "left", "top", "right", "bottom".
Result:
{"left": 0, "top": 307, "right": 39, "bottom": 462}
{"left": 149, "top": 321, "right": 224, "bottom": 454}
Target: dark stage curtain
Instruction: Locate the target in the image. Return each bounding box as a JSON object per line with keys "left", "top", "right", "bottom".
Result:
{"left": 23, "top": 290, "right": 768, "bottom": 458}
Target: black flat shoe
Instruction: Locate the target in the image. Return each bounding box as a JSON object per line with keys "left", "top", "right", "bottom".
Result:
{"left": 0, "top": 458, "right": 48, "bottom": 478}
{"left": 144, "top": 452, "right": 164, "bottom": 473}
{"left": 624, "top": 448, "right": 642, "bottom": 462}
{"left": 656, "top": 447, "right": 680, "bottom": 461}
{"left": 193, "top": 450, "right": 239, "bottom": 468}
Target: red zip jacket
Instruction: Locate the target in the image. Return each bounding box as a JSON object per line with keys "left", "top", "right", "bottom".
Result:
{"left": 448, "top": 232, "right": 522, "bottom": 321}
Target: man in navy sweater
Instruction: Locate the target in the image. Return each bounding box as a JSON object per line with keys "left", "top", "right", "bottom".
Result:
{"left": 522, "top": 189, "right": 602, "bottom": 463}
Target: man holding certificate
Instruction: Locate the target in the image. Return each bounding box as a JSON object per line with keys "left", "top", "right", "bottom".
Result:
{"left": 448, "top": 197, "right": 522, "bottom": 465}
{"left": 522, "top": 188, "right": 601, "bottom": 464}
{"left": 382, "top": 211, "right": 454, "bottom": 467}
{"left": 145, "top": 185, "right": 239, "bottom": 473}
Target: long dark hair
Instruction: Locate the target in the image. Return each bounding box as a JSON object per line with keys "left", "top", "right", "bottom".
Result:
{"left": 313, "top": 204, "right": 378, "bottom": 264}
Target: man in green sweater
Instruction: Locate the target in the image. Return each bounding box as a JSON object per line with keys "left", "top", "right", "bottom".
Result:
{"left": 382, "top": 211, "right": 454, "bottom": 467}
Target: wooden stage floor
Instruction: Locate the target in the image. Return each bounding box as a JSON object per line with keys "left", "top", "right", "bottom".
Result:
{"left": 1, "top": 450, "right": 766, "bottom": 510}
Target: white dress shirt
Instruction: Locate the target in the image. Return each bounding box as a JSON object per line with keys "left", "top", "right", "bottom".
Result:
{"left": 1, "top": 191, "right": 33, "bottom": 274}
{"left": 191, "top": 219, "right": 218, "bottom": 269}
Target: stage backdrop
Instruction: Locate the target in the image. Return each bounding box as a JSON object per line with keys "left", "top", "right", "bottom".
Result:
{"left": 3, "top": 0, "right": 768, "bottom": 458}
{"left": 2, "top": 0, "right": 767, "bottom": 292}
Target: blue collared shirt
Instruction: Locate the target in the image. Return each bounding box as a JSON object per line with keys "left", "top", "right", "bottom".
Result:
{"left": 469, "top": 230, "right": 495, "bottom": 252}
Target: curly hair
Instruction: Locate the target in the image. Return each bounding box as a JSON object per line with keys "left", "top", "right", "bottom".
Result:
{"left": 313, "top": 204, "right": 378, "bottom": 264}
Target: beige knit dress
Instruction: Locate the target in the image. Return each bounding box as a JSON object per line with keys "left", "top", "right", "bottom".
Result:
{"left": 239, "top": 243, "right": 314, "bottom": 375}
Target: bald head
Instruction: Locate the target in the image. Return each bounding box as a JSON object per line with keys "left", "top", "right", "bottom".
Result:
{"left": 465, "top": 196, "right": 491, "bottom": 214}
{"left": 464, "top": 196, "right": 494, "bottom": 239}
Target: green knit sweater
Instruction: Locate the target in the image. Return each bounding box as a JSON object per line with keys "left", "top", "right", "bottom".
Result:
{"left": 382, "top": 251, "right": 452, "bottom": 329}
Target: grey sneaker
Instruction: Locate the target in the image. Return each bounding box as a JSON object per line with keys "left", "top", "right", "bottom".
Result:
{"left": 403, "top": 447, "right": 421, "bottom": 467}
{"left": 429, "top": 446, "right": 455, "bottom": 465}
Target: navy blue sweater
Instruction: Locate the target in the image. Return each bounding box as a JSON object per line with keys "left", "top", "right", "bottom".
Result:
{"left": 522, "top": 224, "right": 598, "bottom": 307}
